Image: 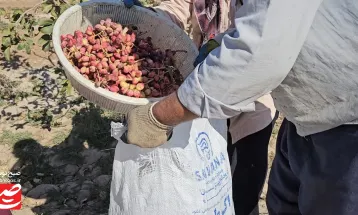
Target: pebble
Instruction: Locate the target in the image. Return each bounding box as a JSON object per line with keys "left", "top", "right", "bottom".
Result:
{"left": 88, "top": 166, "right": 102, "bottom": 179}
{"left": 27, "top": 184, "right": 60, "bottom": 199}
{"left": 49, "top": 154, "right": 67, "bottom": 168}
{"left": 52, "top": 210, "right": 71, "bottom": 215}
{"left": 22, "top": 181, "right": 33, "bottom": 194}
{"left": 65, "top": 199, "right": 79, "bottom": 208}
{"left": 81, "top": 180, "right": 94, "bottom": 190}
{"left": 64, "top": 175, "right": 74, "bottom": 183}
{"left": 81, "top": 149, "right": 103, "bottom": 165}
{"left": 94, "top": 175, "right": 111, "bottom": 187}
{"left": 32, "top": 178, "right": 41, "bottom": 184}
{"left": 60, "top": 182, "right": 81, "bottom": 195}
{"left": 62, "top": 164, "right": 79, "bottom": 176}
{"left": 77, "top": 189, "right": 91, "bottom": 203}
{"left": 99, "top": 190, "right": 108, "bottom": 201}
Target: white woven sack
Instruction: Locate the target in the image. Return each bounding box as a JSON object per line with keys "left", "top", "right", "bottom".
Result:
{"left": 110, "top": 119, "right": 235, "bottom": 215}
{"left": 53, "top": 0, "right": 198, "bottom": 113}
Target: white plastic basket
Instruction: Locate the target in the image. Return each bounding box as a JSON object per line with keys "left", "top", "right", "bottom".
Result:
{"left": 53, "top": 0, "right": 198, "bottom": 113}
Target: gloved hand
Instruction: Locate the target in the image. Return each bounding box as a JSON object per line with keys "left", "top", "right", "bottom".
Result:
{"left": 193, "top": 39, "right": 220, "bottom": 67}
{"left": 123, "top": 0, "right": 143, "bottom": 8}
{"left": 126, "top": 103, "right": 172, "bottom": 148}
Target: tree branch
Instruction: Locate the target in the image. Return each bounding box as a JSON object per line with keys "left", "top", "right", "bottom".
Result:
{"left": 15, "top": 1, "right": 43, "bottom": 25}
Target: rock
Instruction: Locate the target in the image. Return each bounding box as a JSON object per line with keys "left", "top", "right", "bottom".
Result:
{"left": 94, "top": 175, "right": 111, "bottom": 187}
{"left": 26, "top": 184, "right": 60, "bottom": 199}
{"left": 65, "top": 199, "right": 79, "bottom": 208}
{"left": 64, "top": 176, "right": 74, "bottom": 182}
{"left": 79, "top": 211, "right": 96, "bottom": 215}
{"left": 88, "top": 166, "right": 102, "bottom": 179}
{"left": 60, "top": 182, "right": 81, "bottom": 195}
{"left": 99, "top": 190, "right": 108, "bottom": 201}
{"left": 49, "top": 154, "right": 67, "bottom": 167}
{"left": 62, "top": 164, "right": 79, "bottom": 176}
{"left": 33, "top": 178, "right": 41, "bottom": 184}
{"left": 81, "top": 149, "right": 103, "bottom": 165}
{"left": 78, "top": 165, "right": 92, "bottom": 177}
{"left": 44, "top": 201, "right": 61, "bottom": 209}
{"left": 22, "top": 181, "right": 33, "bottom": 194}
{"left": 77, "top": 189, "right": 91, "bottom": 203}
{"left": 81, "top": 180, "right": 94, "bottom": 190}
{"left": 52, "top": 210, "right": 71, "bottom": 215}
{"left": 86, "top": 200, "right": 96, "bottom": 207}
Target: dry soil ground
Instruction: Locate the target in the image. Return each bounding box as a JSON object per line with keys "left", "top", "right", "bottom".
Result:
{"left": 0, "top": 1, "right": 281, "bottom": 214}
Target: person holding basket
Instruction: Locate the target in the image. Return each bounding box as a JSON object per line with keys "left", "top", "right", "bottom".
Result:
{"left": 125, "top": 0, "right": 358, "bottom": 214}
{"left": 123, "top": 0, "right": 277, "bottom": 214}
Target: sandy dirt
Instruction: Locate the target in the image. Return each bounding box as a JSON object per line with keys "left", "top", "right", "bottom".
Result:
{"left": 0, "top": 0, "right": 41, "bottom": 8}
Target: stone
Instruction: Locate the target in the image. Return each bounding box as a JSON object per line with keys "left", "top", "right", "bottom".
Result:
{"left": 65, "top": 199, "right": 79, "bottom": 208}
{"left": 77, "top": 189, "right": 91, "bottom": 203}
{"left": 79, "top": 211, "right": 97, "bottom": 215}
{"left": 81, "top": 180, "right": 94, "bottom": 190}
{"left": 44, "top": 201, "right": 61, "bottom": 209}
{"left": 52, "top": 210, "right": 71, "bottom": 215}
{"left": 78, "top": 165, "right": 92, "bottom": 177}
{"left": 22, "top": 181, "right": 33, "bottom": 194}
{"left": 99, "top": 190, "right": 108, "bottom": 201}
{"left": 64, "top": 176, "right": 74, "bottom": 183}
{"left": 60, "top": 182, "right": 81, "bottom": 195}
{"left": 62, "top": 164, "right": 79, "bottom": 176}
{"left": 94, "top": 175, "right": 111, "bottom": 187}
{"left": 88, "top": 166, "right": 102, "bottom": 179}
{"left": 26, "top": 184, "right": 60, "bottom": 199}
{"left": 49, "top": 154, "right": 67, "bottom": 168}
{"left": 81, "top": 149, "right": 103, "bottom": 165}
{"left": 32, "top": 178, "right": 41, "bottom": 184}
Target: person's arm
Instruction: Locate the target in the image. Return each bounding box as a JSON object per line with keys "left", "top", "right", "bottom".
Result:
{"left": 153, "top": 0, "right": 323, "bottom": 123}
{"left": 126, "top": 0, "right": 323, "bottom": 147}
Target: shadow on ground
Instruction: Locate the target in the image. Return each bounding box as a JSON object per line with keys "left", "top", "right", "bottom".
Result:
{"left": 9, "top": 104, "right": 124, "bottom": 215}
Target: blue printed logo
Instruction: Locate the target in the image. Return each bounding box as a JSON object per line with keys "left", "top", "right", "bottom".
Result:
{"left": 195, "top": 132, "right": 213, "bottom": 161}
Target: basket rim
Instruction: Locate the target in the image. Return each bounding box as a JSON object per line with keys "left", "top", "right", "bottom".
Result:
{"left": 52, "top": 0, "right": 198, "bottom": 107}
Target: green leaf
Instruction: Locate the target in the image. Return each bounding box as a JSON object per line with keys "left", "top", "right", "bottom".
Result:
{"left": 65, "top": 81, "right": 73, "bottom": 96}
{"left": 37, "top": 18, "right": 54, "bottom": 27}
{"left": 42, "top": 4, "right": 53, "bottom": 13}
{"left": 51, "top": 7, "right": 59, "bottom": 18}
{"left": 60, "top": 4, "right": 69, "bottom": 14}
{"left": 25, "top": 44, "right": 31, "bottom": 54}
{"left": 38, "top": 34, "right": 51, "bottom": 46}
{"left": 39, "top": 24, "right": 54, "bottom": 34}
{"left": 42, "top": 41, "right": 51, "bottom": 52}
{"left": 26, "top": 39, "right": 34, "bottom": 45}
{"left": 17, "top": 43, "right": 25, "bottom": 50}
{"left": 4, "top": 47, "right": 11, "bottom": 61}
{"left": 60, "top": 79, "right": 68, "bottom": 85}
{"left": 38, "top": 38, "right": 47, "bottom": 46}
{"left": 0, "top": 8, "right": 6, "bottom": 16}
{"left": 1, "top": 37, "right": 11, "bottom": 47}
